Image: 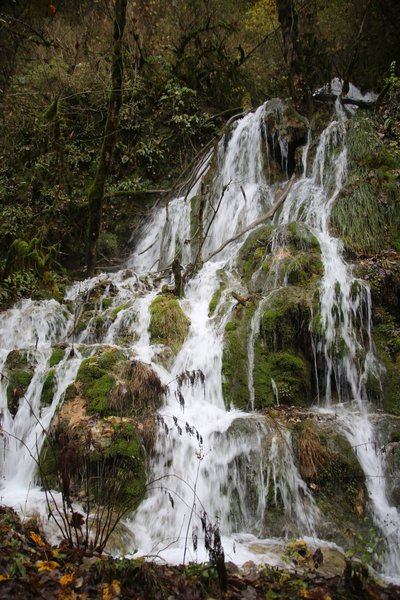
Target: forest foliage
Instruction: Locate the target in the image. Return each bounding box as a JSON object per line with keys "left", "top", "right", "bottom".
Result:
{"left": 0, "top": 0, "right": 399, "bottom": 304}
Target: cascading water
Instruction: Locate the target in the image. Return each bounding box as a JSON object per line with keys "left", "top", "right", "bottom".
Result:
{"left": 0, "top": 94, "right": 399, "bottom": 579}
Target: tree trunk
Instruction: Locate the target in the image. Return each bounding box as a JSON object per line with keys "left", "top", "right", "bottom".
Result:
{"left": 275, "top": 0, "right": 306, "bottom": 111}
{"left": 86, "top": 0, "right": 127, "bottom": 277}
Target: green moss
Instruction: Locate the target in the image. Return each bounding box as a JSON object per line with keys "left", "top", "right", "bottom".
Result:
{"left": 222, "top": 303, "right": 255, "bottom": 410}
{"left": 5, "top": 349, "right": 29, "bottom": 372}
{"left": 208, "top": 287, "right": 223, "bottom": 316}
{"left": 6, "top": 370, "right": 33, "bottom": 415}
{"left": 76, "top": 347, "right": 126, "bottom": 416}
{"left": 260, "top": 286, "right": 314, "bottom": 352}
{"left": 287, "top": 222, "right": 320, "bottom": 250}
{"left": 149, "top": 294, "right": 190, "bottom": 354}
{"left": 111, "top": 302, "right": 131, "bottom": 320}
{"left": 49, "top": 347, "right": 65, "bottom": 367}
{"left": 38, "top": 438, "right": 57, "bottom": 488}
{"left": 237, "top": 225, "right": 274, "bottom": 283}
{"left": 253, "top": 349, "right": 310, "bottom": 408}
{"left": 93, "top": 423, "right": 146, "bottom": 508}
{"left": 102, "top": 297, "right": 113, "bottom": 310}
{"left": 97, "top": 348, "right": 126, "bottom": 371}
{"left": 38, "top": 421, "right": 146, "bottom": 511}
{"left": 292, "top": 420, "right": 366, "bottom": 530}
{"left": 40, "top": 369, "right": 56, "bottom": 406}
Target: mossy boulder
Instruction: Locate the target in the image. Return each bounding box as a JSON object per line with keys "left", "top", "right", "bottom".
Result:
{"left": 225, "top": 222, "right": 322, "bottom": 410}
{"left": 49, "top": 346, "right": 65, "bottom": 367}
{"left": 37, "top": 352, "right": 166, "bottom": 515}
{"left": 4, "top": 349, "right": 34, "bottom": 416}
{"left": 237, "top": 222, "right": 322, "bottom": 293}
{"left": 39, "top": 411, "right": 146, "bottom": 512}
{"left": 369, "top": 320, "right": 400, "bottom": 414}
{"left": 251, "top": 286, "right": 318, "bottom": 409}
{"left": 73, "top": 347, "right": 127, "bottom": 416}
{"left": 40, "top": 369, "right": 56, "bottom": 406}
{"left": 109, "top": 360, "right": 167, "bottom": 416}
{"left": 149, "top": 293, "right": 190, "bottom": 355}
{"left": 6, "top": 370, "right": 33, "bottom": 416}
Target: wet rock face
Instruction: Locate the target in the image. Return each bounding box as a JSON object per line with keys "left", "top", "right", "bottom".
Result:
{"left": 262, "top": 104, "right": 308, "bottom": 178}
{"left": 259, "top": 412, "right": 369, "bottom": 545}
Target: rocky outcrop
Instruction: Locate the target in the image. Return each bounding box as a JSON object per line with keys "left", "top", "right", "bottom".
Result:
{"left": 39, "top": 347, "right": 166, "bottom": 510}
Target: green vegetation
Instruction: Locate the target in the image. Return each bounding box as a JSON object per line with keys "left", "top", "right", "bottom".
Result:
{"left": 222, "top": 302, "right": 255, "bottom": 410}
{"left": 254, "top": 348, "right": 310, "bottom": 408}
{"left": 40, "top": 369, "right": 56, "bottom": 406}
{"left": 73, "top": 347, "right": 126, "bottom": 416}
{"left": 149, "top": 293, "right": 190, "bottom": 354}
{"left": 49, "top": 346, "right": 65, "bottom": 367}
{"left": 332, "top": 113, "right": 400, "bottom": 255}
{"left": 6, "top": 371, "right": 33, "bottom": 416}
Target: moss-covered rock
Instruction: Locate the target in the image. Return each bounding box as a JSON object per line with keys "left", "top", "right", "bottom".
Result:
{"left": 237, "top": 222, "right": 322, "bottom": 293}
{"left": 237, "top": 225, "right": 274, "bottom": 286}
{"left": 222, "top": 302, "right": 255, "bottom": 410}
{"left": 254, "top": 348, "right": 310, "bottom": 408}
{"left": 39, "top": 412, "right": 146, "bottom": 512}
{"left": 40, "top": 369, "right": 56, "bottom": 406}
{"left": 224, "top": 221, "right": 322, "bottom": 411}
{"left": 149, "top": 293, "right": 190, "bottom": 355}
{"left": 75, "top": 347, "right": 126, "bottom": 416}
{"left": 37, "top": 351, "right": 166, "bottom": 513}
{"left": 4, "top": 349, "right": 35, "bottom": 415}
{"left": 6, "top": 370, "right": 33, "bottom": 416}
{"left": 49, "top": 346, "right": 65, "bottom": 367}
{"left": 110, "top": 360, "right": 167, "bottom": 416}
{"left": 250, "top": 286, "right": 318, "bottom": 409}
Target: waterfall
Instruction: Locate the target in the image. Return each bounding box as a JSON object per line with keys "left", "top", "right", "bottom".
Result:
{"left": 0, "top": 96, "right": 399, "bottom": 579}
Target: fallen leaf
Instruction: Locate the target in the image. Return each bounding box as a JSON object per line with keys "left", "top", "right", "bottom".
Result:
{"left": 36, "top": 560, "right": 60, "bottom": 572}
{"left": 30, "top": 531, "right": 46, "bottom": 547}
{"left": 60, "top": 572, "right": 76, "bottom": 586}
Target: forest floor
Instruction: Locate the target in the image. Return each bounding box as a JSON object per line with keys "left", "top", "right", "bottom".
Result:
{"left": 1, "top": 505, "right": 400, "bottom": 600}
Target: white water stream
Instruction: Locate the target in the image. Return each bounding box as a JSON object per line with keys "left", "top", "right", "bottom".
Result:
{"left": 0, "top": 96, "right": 399, "bottom": 578}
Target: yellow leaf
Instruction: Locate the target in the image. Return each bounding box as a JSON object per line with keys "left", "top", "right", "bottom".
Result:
{"left": 36, "top": 560, "right": 60, "bottom": 572}
{"left": 102, "top": 580, "right": 121, "bottom": 599}
{"left": 30, "top": 531, "right": 46, "bottom": 547}
{"left": 111, "top": 579, "right": 121, "bottom": 595}
{"left": 0, "top": 575, "right": 10, "bottom": 582}
{"left": 60, "top": 573, "right": 75, "bottom": 586}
